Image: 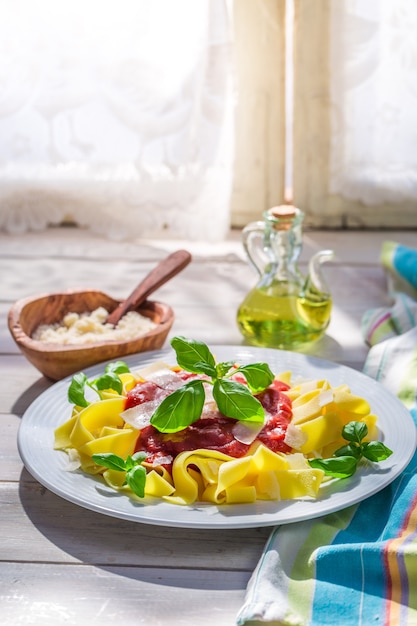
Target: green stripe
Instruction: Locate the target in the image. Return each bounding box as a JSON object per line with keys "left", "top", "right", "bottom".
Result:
{"left": 286, "top": 506, "right": 357, "bottom": 623}
{"left": 404, "top": 538, "right": 417, "bottom": 617}
{"left": 380, "top": 241, "right": 397, "bottom": 271}
{"left": 397, "top": 345, "right": 417, "bottom": 409}
{"left": 375, "top": 342, "right": 392, "bottom": 383}
{"left": 369, "top": 317, "right": 396, "bottom": 345}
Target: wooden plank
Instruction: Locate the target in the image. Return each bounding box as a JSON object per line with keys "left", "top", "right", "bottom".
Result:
{"left": 0, "top": 227, "right": 244, "bottom": 261}
{"left": 0, "top": 562, "right": 247, "bottom": 626}
{"left": 0, "top": 226, "right": 174, "bottom": 260}
{"left": 0, "top": 414, "right": 23, "bottom": 481}
{"left": 1, "top": 225, "right": 415, "bottom": 265}
{"left": 1, "top": 253, "right": 389, "bottom": 318}
{"left": 0, "top": 302, "right": 18, "bottom": 353}
{"left": 0, "top": 482, "right": 270, "bottom": 570}
{"left": 302, "top": 230, "right": 417, "bottom": 264}
{"left": 0, "top": 355, "right": 51, "bottom": 415}
{"left": 0, "top": 257, "right": 246, "bottom": 304}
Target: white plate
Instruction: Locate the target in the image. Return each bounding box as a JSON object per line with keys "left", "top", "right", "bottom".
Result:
{"left": 18, "top": 346, "right": 416, "bottom": 529}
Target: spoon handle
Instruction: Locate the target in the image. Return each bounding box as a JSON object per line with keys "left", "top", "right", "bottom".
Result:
{"left": 107, "top": 249, "right": 192, "bottom": 326}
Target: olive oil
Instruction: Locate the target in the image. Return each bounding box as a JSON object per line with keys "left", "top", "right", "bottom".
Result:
{"left": 237, "top": 285, "right": 332, "bottom": 349}
{"left": 237, "top": 205, "right": 334, "bottom": 349}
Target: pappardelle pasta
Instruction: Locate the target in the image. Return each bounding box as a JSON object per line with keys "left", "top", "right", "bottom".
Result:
{"left": 54, "top": 337, "right": 391, "bottom": 507}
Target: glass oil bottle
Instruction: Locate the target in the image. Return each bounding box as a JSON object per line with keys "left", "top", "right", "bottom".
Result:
{"left": 237, "top": 206, "right": 333, "bottom": 349}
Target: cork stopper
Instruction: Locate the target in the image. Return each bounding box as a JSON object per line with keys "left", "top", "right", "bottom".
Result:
{"left": 269, "top": 205, "right": 297, "bottom": 219}
{"left": 267, "top": 205, "right": 299, "bottom": 230}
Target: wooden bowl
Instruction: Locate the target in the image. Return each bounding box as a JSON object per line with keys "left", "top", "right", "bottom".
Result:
{"left": 8, "top": 289, "right": 174, "bottom": 381}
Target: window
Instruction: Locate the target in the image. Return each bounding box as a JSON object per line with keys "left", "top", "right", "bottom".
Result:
{"left": 231, "top": 0, "right": 417, "bottom": 229}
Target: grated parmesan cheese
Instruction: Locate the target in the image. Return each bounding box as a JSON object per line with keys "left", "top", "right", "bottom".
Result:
{"left": 32, "top": 306, "right": 157, "bottom": 345}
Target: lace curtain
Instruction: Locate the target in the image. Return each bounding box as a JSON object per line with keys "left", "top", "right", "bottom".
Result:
{"left": 0, "top": 0, "right": 234, "bottom": 241}
{"left": 329, "top": 0, "right": 417, "bottom": 205}
{"left": 293, "top": 0, "right": 417, "bottom": 228}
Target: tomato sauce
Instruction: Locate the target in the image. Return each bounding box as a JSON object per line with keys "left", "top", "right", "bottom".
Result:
{"left": 127, "top": 375, "right": 293, "bottom": 470}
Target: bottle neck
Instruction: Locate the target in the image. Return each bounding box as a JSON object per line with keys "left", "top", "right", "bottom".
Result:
{"left": 265, "top": 217, "right": 303, "bottom": 282}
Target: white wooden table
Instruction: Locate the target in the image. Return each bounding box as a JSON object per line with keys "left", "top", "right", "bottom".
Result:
{"left": 1, "top": 226, "right": 416, "bottom": 626}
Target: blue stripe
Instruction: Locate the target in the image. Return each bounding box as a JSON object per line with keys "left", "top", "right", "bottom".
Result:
{"left": 311, "top": 549, "right": 386, "bottom": 625}
{"left": 393, "top": 245, "right": 417, "bottom": 290}
{"left": 311, "top": 490, "right": 390, "bottom": 624}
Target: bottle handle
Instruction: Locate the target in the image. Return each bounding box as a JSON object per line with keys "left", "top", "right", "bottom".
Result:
{"left": 242, "top": 221, "right": 273, "bottom": 277}
{"left": 304, "top": 249, "right": 334, "bottom": 295}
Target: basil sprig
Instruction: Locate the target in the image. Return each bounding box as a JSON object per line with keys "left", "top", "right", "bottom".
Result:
{"left": 150, "top": 336, "right": 274, "bottom": 433}
{"left": 92, "top": 451, "right": 147, "bottom": 497}
{"left": 68, "top": 360, "right": 130, "bottom": 407}
{"left": 66, "top": 336, "right": 274, "bottom": 433}
{"left": 308, "top": 421, "right": 393, "bottom": 478}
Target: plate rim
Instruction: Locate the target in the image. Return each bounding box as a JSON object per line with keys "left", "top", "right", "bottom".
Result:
{"left": 18, "top": 345, "right": 417, "bottom": 529}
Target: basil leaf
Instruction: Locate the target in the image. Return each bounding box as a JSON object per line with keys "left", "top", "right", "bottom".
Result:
{"left": 126, "top": 465, "right": 146, "bottom": 498}
{"left": 105, "top": 361, "right": 130, "bottom": 374}
{"left": 67, "top": 364, "right": 128, "bottom": 407}
{"left": 213, "top": 379, "right": 264, "bottom": 423}
{"left": 216, "top": 361, "right": 236, "bottom": 378}
{"left": 192, "top": 361, "right": 217, "bottom": 378}
{"left": 308, "top": 455, "right": 358, "bottom": 478}
{"left": 342, "top": 421, "right": 368, "bottom": 444}
{"left": 124, "top": 452, "right": 148, "bottom": 471}
{"left": 234, "top": 363, "right": 275, "bottom": 393}
{"left": 93, "top": 451, "right": 148, "bottom": 497}
{"left": 124, "top": 455, "right": 134, "bottom": 471}
{"left": 334, "top": 443, "right": 362, "bottom": 459}
{"left": 150, "top": 379, "right": 205, "bottom": 433}
{"left": 171, "top": 336, "right": 216, "bottom": 373}
{"left": 94, "top": 372, "right": 123, "bottom": 395}
{"left": 92, "top": 453, "right": 127, "bottom": 472}
{"left": 68, "top": 372, "right": 89, "bottom": 407}
{"left": 362, "top": 441, "right": 393, "bottom": 462}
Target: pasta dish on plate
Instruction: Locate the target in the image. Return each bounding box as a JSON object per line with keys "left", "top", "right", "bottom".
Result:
{"left": 54, "top": 337, "right": 392, "bottom": 506}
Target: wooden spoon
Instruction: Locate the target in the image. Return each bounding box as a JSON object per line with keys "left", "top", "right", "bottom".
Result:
{"left": 107, "top": 249, "right": 192, "bottom": 326}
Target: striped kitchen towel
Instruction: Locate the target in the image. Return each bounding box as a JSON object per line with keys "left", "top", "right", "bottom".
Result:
{"left": 237, "top": 241, "right": 417, "bottom": 626}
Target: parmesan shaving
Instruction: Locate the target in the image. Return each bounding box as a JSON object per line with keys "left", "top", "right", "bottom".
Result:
{"left": 64, "top": 448, "right": 81, "bottom": 472}
{"left": 150, "top": 455, "right": 173, "bottom": 467}
{"left": 232, "top": 418, "right": 266, "bottom": 444}
{"left": 143, "top": 367, "right": 184, "bottom": 391}
{"left": 283, "top": 424, "right": 308, "bottom": 450}
{"left": 121, "top": 400, "right": 161, "bottom": 429}
{"left": 318, "top": 389, "right": 334, "bottom": 407}
{"left": 135, "top": 361, "right": 173, "bottom": 379}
